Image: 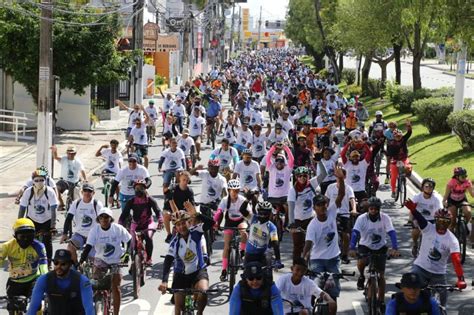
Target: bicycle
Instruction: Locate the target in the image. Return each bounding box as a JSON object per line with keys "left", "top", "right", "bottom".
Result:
{"left": 197, "top": 201, "right": 219, "bottom": 259}
{"left": 0, "top": 296, "right": 29, "bottom": 315}
{"left": 130, "top": 228, "right": 156, "bottom": 299}
{"left": 94, "top": 171, "right": 116, "bottom": 208}
{"left": 393, "top": 161, "right": 415, "bottom": 207}
{"left": 165, "top": 288, "right": 218, "bottom": 315}
{"left": 453, "top": 202, "right": 470, "bottom": 264}
{"left": 220, "top": 226, "right": 246, "bottom": 295}
{"left": 269, "top": 200, "right": 287, "bottom": 241}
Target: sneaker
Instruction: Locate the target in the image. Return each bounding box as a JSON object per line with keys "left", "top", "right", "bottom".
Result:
{"left": 341, "top": 255, "right": 350, "bottom": 264}
{"left": 391, "top": 191, "right": 396, "bottom": 199}
{"left": 357, "top": 275, "right": 365, "bottom": 290}
{"left": 165, "top": 234, "right": 173, "bottom": 244}
{"left": 384, "top": 178, "right": 389, "bottom": 185}
{"left": 220, "top": 270, "right": 228, "bottom": 282}
{"left": 378, "top": 301, "right": 386, "bottom": 313}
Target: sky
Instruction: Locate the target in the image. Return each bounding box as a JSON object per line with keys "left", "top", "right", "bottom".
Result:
{"left": 237, "top": 0, "right": 289, "bottom": 22}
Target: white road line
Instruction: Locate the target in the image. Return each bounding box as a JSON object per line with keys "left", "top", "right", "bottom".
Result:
{"left": 153, "top": 274, "right": 174, "bottom": 315}
{"left": 352, "top": 301, "right": 365, "bottom": 315}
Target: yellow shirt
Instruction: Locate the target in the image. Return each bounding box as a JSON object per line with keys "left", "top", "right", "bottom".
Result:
{"left": 0, "top": 239, "right": 48, "bottom": 282}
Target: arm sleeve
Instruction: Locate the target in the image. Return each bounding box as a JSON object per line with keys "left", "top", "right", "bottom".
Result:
{"left": 162, "top": 254, "right": 174, "bottom": 282}
{"left": 63, "top": 213, "right": 74, "bottom": 236}
{"left": 158, "top": 156, "right": 165, "bottom": 169}
{"left": 340, "top": 143, "right": 349, "bottom": 164}
{"left": 118, "top": 200, "right": 133, "bottom": 225}
{"left": 19, "top": 206, "right": 27, "bottom": 219}
{"left": 229, "top": 283, "right": 242, "bottom": 315}
{"left": 364, "top": 144, "right": 372, "bottom": 162}
{"left": 266, "top": 146, "right": 276, "bottom": 167}
{"left": 350, "top": 229, "right": 361, "bottom": 250}
{"left": 271, "top": 240, "right": 281, "bottom": 260}
{"left": 384, "top": 299, "right": 396, "bottom": 315}
{"left": 271, "top": 284, "right": 284, "bottom": 315}
{"left": 451, "top": 252, "right": 464, "bottom": 278}
{"left": 239, "top": 200, "right": 251, "bottom": 218}
{"left": 410, "top": 208, "right": 427, "bottom": 230}
{"left": 50, "top": 205, "right": 57, "bottom": 228}
{"left": 284, "top": 146, "right": 294, "bottom": 168}
{"left": 387, "top": 230, "right": 398, "bottom": 250}
{"left": 288, "top": 201, "right": 295, "bottom": 224}
{"left": 80, "top": 245, "right": 93, "bottom": 262}
{"left": 80, "top": 277, "right": 95, "bottom": 315}
{"left": 26, "top": 275, "right": 47, "bottom": 315}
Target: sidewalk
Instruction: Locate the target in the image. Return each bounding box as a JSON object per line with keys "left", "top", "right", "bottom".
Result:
{"left": 0, "top": 85, "right": 180, "bottom": 241}
{"left": 401, "top": 57, "right": 474, "bottom": 79}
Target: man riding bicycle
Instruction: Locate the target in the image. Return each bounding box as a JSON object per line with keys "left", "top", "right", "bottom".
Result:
{"left": 206, "top": 94, "right": 222, "bottom": 145}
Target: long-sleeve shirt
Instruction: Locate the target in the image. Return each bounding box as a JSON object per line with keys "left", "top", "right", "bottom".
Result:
{"left": 386, "top": 127, "right": 412, "bottom": 161}
{"left": 229, "top": 282, "right": 284, "bottom": 315}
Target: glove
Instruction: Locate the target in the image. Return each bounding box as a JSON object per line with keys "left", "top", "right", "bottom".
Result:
{"left": 121, "top": 253, "right": 130, "bottom": 264}
{"left": 404, "top": 199, "right": 417, "bottom": 212}
{"left": 275, "top": 260, "right": 284, "bottom": 270}
{"left": 457, "top": 276, "right": 467, "bottom": 290}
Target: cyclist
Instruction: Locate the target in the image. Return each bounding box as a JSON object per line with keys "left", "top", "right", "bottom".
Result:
{"left": 292, "top": 133, "right": 312, "bottom": 171}
{"left": 172, "top": 97, "right": 186, "bottom": 133}
{"left": 206, "top": 93, "right": 222, "bottom": 145}
{"left": 443, "top": 167, "right": 473, "bottom": 233}
{"left": 18, "top": 169, "right": 59, "bottom": 264}
{"left": 223, "top": 111, "right": 240, "bottom": 145}
{"left": 317, "top": 147, "right": 338, "bottom": 195}
{"left": 213, "top": 179, "right": 249, "bottom": 281}
{"left": 410, "top": 178, "right": 443, "bottom": 257}
{"left": 128, "top": 113, "right": 151, "bottom": 168}
{"left": 210, "top": 139, "right": 240, "bottom": 178}
{"left": 27, "top": 249, "right": 94, "bottom": 315}
{"left": 0, "top": 218, "right": 48, "bottom": 312}
{"left": 158, "top": 207, "right": 210, "bottom": 315}
{"left": 145, "top": 100, "right": 158, "bottom": 142}
{"left": 61, "top": 183, "right": 102, "bottom": 264}
{"left": 385, "top": 272, "right": 441, "bottom": 315}
{"left": 115, "top": 100, "right": 145, "bottom": 138}
{"left": 288, "top": 164, "right": 327, "bottom": 260}
{"left": 386, "top": 120, "right": 412, "bottom": 199}
{"left": 51, "top": 145, "right": 86, "bottom": 211}
{"left": 15, "top": 166, "right": 57, "bottom": 205}
{"left": 276, "top": 258, "right": 336, "bottom": 315}
{"left": 268, "top": 122, "right": 289, "bottom": 146}
{"left": 355, "top": 101, "right": 369, "bottom": 122}
{"left": 158, "top": 137, "right": 186, "bottom": 193}
{"left": 233, "top": 149, "right": 262, "bottom": 194}
{"left": 190, "top": 159, "right": 228, "bottom": 207}
{"left": 248, "top": 123, "right": 271, "bottom": 163}
{"left": 79, "top": 207, "right": 132, "bottom": 315}
{"left": 404, "top": 200, "right": 467, "bottom": 306}
{"left": 177, "top": 129, "right": 196, "bottom": 170}
{"left": 188, "top": 107, "right": 206, "bottom": 160}
{"left": 349, "top": 197, "right": 400, "bottom": 312}
{"left": 109, "top": 153, "right": 151, "bottom": 211}
{"left": 163, "top": 171, "right": 195, "bottom": 243}
{"left": 229, "top": 261, "right": 284, "bottom": 315}
{"left": 119, "top": 179, "right": 163, "bottom": 265}
{"left": 95, "top": 139, "right": 123, "bottom": 176}
{"left": 236, "top": 118, "right": 253, "bottom": 150}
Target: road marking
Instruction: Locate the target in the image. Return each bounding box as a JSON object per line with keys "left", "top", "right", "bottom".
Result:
{"left": 153, "top": 274, "right": 174, "bottom": 315}
{"left": 352, "top": 301, "right": 365, "bottom": 315}
{"left": 120, "top": 299, "right": 151, "bottom": 314}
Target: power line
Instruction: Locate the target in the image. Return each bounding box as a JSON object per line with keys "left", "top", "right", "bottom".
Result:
{"left": 24, "top": 0, "right": 139, "bottom": 16}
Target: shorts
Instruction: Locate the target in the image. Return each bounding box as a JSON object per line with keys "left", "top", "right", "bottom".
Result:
{"left": 336, "top": 215, "right": 351, "bottom": 233}
{"left": 223, "top": 217, "right": 246, "bottom": 235}
{"left": 172, "top": 268, "right": 209, "bottom": 290}
{"left": 357, "top": 245, "right": 387, "bottom": 273}
{"left": 93, "top": 258, "right": 122, "bottom": 276}
{"left": 447, "top": 197, "right": 468, "bottom": 208}
{"left": 70, "top": 233, "right": 95, "bottom": 257}
{"left": 6, "top": 278, "right": 35, "bottom": 298}
{"left": 163, "top": 169, "right": 179, "bottom": 186}
{"left": 191, "top": 135, "right": 201, "bottom": 142}
{"left": 267, "top": 196, "right": 287, "bottom": 205}
{"left": 126, "top": 127, "right": 132, "bottom": 138}
{"left": 206, "top": 116, "right": 217, "bottom": 126}
{"left": 56, "top": 179, "right": 78, "bottom": 194}
{"left": 134, "top": 144, "right": 148, "bottom": 156}
{"left": 309, "top": 256, "right": 341, "bottom": 299}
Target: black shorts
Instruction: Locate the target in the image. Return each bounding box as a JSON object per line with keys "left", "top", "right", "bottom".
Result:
{"left": 206, "top": 116, "right": 217, "bottom": 126}
{"left": 6, "top": 278, "right": 35, "bottom": 298}
{"left": 357, "top": 245, "right": 388, "bottom": 273}
{"left": 337, "top": 215, "right": 351, "bottom": 233}
{"left": 447, "top": 197, "right": 468, "bottom": 208}
{"left": 267, "top": 197, "right": 287, "bottom": 205}
{"left": 224, "top": 217, "right": 245, "bottom": 228}
{"left": 172, "top": 268, "right": 209, "bottom": 289}
{"left": 134, "top": 144, "right": 148, "bottom": 156}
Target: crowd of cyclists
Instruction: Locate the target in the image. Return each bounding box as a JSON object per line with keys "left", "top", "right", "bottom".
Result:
{"left": 1, "top": 48, "right": 473, "bottom": 315}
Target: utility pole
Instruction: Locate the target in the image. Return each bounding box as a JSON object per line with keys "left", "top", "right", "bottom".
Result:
{"left": 237, "top": 6, "right": 241, "bottom": 52}
{"left": 229, "top": 0, "right": 235, "bottom": 56}
{"left": 181, "top": 1, "right": 191, "bottom": 82}
{"left": 453, "top": 42, "right": 467, "bottom": 113}
{"left": 131, "top": 0, "right": 144, "bottom": 105}
{"left": 256, "top": 6, "right": 262, "bottom": 50}
{"left": 220, "top": 3, "right": 226, "bottom": 64}
{"left": 37, "top": 0, "right": 53, "bottom": 171}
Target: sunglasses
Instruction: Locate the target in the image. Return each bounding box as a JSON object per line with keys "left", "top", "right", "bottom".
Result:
{"left": 34, "top": 179, "right": 45, "bottom": 183}
{"left": 99, "top": 215, "right": 111, "bottom": 220}
{"left": 247, "top": 276, "right": 263, "bottom": 281}
{"left": 436, "top": 218, "right": 451, "bottom": 224}
{"left": 53, "top": 261, "right": 69, "bottom": 267}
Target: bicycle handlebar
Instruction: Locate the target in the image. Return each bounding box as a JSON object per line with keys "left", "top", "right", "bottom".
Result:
{"left": 166, "top": 288, "right": 219, "bottom": 294}
{"left": 307, "top": 270, "right": 355, "bottom": 279}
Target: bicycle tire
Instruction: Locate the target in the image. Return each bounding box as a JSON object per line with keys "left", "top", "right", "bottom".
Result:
{"left": 229, "top": 247, "right": 238, "bottom": 295}
{"left": 375, "top": 153, "right": 382, "bottom": 177}
{"left": 395, "top": 175, "right": 402, "bottom": 202}
{"left": 204, "top": 230, "right": 213, "bottom": 257}
{"left": 103, "top": 183, "right": 110, "bottom": 207}
{"left": 95, "top": 296, "right": 105, "bottom": 315}
{"left": 132, "top": 253, "right": 141, "bottom": 299}
{"left": 313, "top": 299, "right": 329, "bottom": 315}
{"left": 211, "top": 128, "right": 216, "bottom": 150}
{"left": 456, "top": 221, "right": 467, "bottom": 264}
{"left": 400, "top": 177, "right": 407, "bottom": 207}
{"left": 368, "top": 277, "right": 378, "bottom": 315}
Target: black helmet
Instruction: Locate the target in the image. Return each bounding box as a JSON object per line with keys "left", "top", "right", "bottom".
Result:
{"left": 421, "top": 177, "right": 436, "bottom": 189}
{"left": 367, "top": 197, "right": 382, "bottom": 209}
{"left": 257, "top": 201, "right": 273, "bottom": 214}
{"left": 453, "top": 167, "right": 467, "bottom": 177}
{"left": 313, "top": 193, "right": 328, "bottom": 206}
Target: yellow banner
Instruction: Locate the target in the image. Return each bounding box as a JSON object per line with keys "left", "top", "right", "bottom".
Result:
{"left": 242, "top": 8, "right": 249, "bottom": 37}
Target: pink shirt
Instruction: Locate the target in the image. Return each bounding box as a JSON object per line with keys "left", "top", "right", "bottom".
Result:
{"left": 447, "top": 178, "right": 472, "bottom": 201}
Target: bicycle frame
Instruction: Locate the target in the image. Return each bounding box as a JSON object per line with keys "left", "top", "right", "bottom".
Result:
{"left": 0, "top": 296, "right": 29, "bottom": 315}
{"left": 455, "top": 206, "right": 468, "bottom": 264}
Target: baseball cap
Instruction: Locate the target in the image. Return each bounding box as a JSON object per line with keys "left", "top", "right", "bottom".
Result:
{"left": 66, "top": 146, "right": 77, "bottom": 153}
{"left": 148, "top": 100, "right": 155, "bottom": 105}
{"left": 97, "top": 207, "right": 113, "bottom": 218}
{"left": 182, "top": 128, "right": 190, "bottom": 135}
{"left": 82, "top": 183, "right": 95, "bottom": 192}
{"left": 400, "top": 273, "right": 423, "bottom": 288}
{"left": 243, "top": 261, "right": 263, "bottom": 279}
{"left": 53, "top": 249, "right": 72, "bottom": 262}
{"left": 128, "top": 154, "right": 139, "bottom": 162}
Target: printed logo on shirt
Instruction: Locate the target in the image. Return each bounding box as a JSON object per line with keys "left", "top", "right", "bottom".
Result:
{"left": 208, "top": 187, "right": 217, "bottom": 197}
{"left": 276, "top": 178, "right": 285, "bottom": 188}
{"left": 108, "top": 161, "right": 115, "bottom": 169}
{"left": 325, "top": 232, "right": 335, "bottom": 246}
{"left": 68, "top": 168, "right": 74, "bottom": 179}
{"left": 256, "top": 144, "right": 263, "bottom": 151}
{"left": 128, "top": 180, "right": 134, "bottom": 189}
{"left": 170, "top": 160, "right": 177, "bottom": 168}
{"left": 104, "top": 244, "right": 116, "bottom": 257}
{"left": 245, "top": 175, "right": 254, "bottom": 184}
{"left": 351, "top": 174, "right": 361, "bottom": 183}
{"left": 371, "top": 234, "right": 382, "bottom": 244}
{"left": 193, "top": 124, "right": 198, "bottom": 129}
{"left": 421, "top": 209, "right": 431, "bottom": 217}
{"left": 327, "top": 168, "right": 334, "bottom": 177}
{"left": 180, "top": 145, "right": 186, "bottom": 152}
{"left": 303, "top": 199, "right": 312, "bottom": 211}
{"left": 226, "top": 132, "right": 231, "bottom": 138}
{"left": 81, "top": 215, "right": 93, "bottom": 228}
{"left": 242, "top": 138, "right": 247, "bottom": 145}
{"left": 221, "top": 158, "right": 229, "bottom": 165}
{"left": 35, "top": 205, "right": 46, "bottom": 215}
{"left": 428, "top": 247, "right": 442, "bottom": 261}
{"left": 184, "top": 248, "right": 196, "bottom": 262}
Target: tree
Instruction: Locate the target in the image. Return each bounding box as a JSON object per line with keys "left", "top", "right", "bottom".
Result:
{"left": 0, "top": 3, "right": 136, "bottom": 104}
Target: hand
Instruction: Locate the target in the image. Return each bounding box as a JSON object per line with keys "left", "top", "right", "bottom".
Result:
{"left": 108, "top": 196, "right": 114, "bottom": 206}
{"left": 349, "top": 249, "right": 357, "bottom": 258}
{"left": 334, "top": 165, "right": 344, "bottom": 179}
{"left": 404, "top": 199, "right": 417, "bottom": 212}
{"left": 388, "top": 248, "right": 400, "bottom": 258}
{"left": 443, "top": 200, "right": 448, "bottom": 208}
{"left": 158, "top": 282, "right": 168, "bottom": 294}
{"left": 60, "top": 234, "right": 68, "bottom": 244}
{"left": 457, "top": 276, "right": 467, "bottom": 290}
{"left": 14, "top": 196, "right": 20, "bottom": 205}
{"left": 184, "top": 200, "right": 196, "bottom": 215}
{"left": 157, "top": 216, "right": 164, "bottom": 230}
{"left": 274, "top": 260, "right": 284, "bottom": 270}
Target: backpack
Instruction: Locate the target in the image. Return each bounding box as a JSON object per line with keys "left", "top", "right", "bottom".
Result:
{"left": 28, "top": 187, "right": 49, "bottom": 206}
{"left": 74, "top": 199, "right": 99, "bottom": 216}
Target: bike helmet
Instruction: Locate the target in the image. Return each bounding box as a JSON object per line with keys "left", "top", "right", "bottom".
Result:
{"left": 294, "top": 166, "right": 310, "bottom": 176}
{"left": 208, "top": 159, "right": 221, "bottom": 167}
{"left": 227, "top": 179, "right": 241, "bottom": 190}
{"left": 13, "top": 218, "right": 35, "bottom": 234}
{"left": 275, "top": 122, "right": 283, "bottom": 129}
{"left": 313, "top": 193, "right": 328, "bottom": 205}
{"left": 453, "top": 167, "right": 467, "bottom": 177}
{"left": 297, "top": 133, "right": 307, "bottom": 140}
{"left": 367, "top": 197, "right": 382, "bottom": 210}
{"left": 32, "top": 168, "right": 47, "bottom": 179}
{"left": 133, "top": 179, "right": 147, "bottom": 188}
{"left": 421, "top": 177, "right": 436, "bottom": 189}
{"left": 172, "top": 210, "right": 191, "bottom": 224}
{"left": 257, "top": 201, "right": 273, "bottom": 214}
{"left": 38, "top": 165, "right": 49, "bottom": 177}
{"left": 375, "top": 111, "right": 383, "bottom": 117}
{"left": 434, "top": 209, "right": 452, "bottom": 220}
{"left": 242, "top": 148, "right": 253, "bottom": 157}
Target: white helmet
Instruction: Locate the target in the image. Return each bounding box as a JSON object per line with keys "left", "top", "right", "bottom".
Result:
{"left": 97, "top": 207, "right": 113, "bottom": 219}
{"left": 375, "top": 110, "right": 383, "bottom": 116}
{"left": 227, "top": 179, "right": 241, "bottom": 190}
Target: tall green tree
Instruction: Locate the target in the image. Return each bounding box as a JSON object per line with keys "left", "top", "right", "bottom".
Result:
{"left": 0, "top": 3, "right": 136, "bottom": 103}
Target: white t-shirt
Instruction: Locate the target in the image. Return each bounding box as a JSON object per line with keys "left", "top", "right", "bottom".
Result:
{"left": 163, "top": 100, "right": 174, "bottom": 113}
{"left": 86, "top": 223, "right": 131, "bottom": 265}
{"left": 249, "top": 133, "right": 268, "bottom": 158}
{"left": 189, "top": 115, "right": 206, "bottom": 137}
{"left": 234, "top": 160, "right": 260, "bottom": 190}
{"left": 172, "top": 104, "right": 186, "bottom": 117}
{"left": 325, "top": 183, "right": 355, "bottom": 216}
{"left": 160, "top": 148, "right": 185, "bottom": 171}
{"left": 268, "top": 163, "right": 293, "bottom": 198}
{"left": 412, "top": 192, "right": 443, "bottom": 222}
{"left": 276, "top": 273, "right": 323, "bottom": 314}
{"left": 218, "top": 195, "right": 249, "bottom": 221}
{"left": 129, "top": 124, "right": 148, "bottom": 145}
{"left": 177, "top": 136, "right": 195, "bottom": 155}
{"left": 249, "top": 110, "right": 265, "bottom": 126}
{"left": 236, "top": 128, "right": 253, "bottom": 147}
{"left": 277, "top": 118, "right": 294, "bottom": 132}
{"left": 353, "top": 213, "right": 395, "bottom": 250}
{"left": 288, "top": 178, "right": 320, "bottom": 221}
{"left": 145, "top": 106, "right": 158, "bottom": 123}
{"left": 211, "top": 147, "right": 239, "bottom": 169}
{"left": 20, "top": 186, "right": 59, "bottom": 224}
{"left": 100, "top": 149, "right": 123, "bottom": 174}
{"left": 224, "top": 123, "right": 238, "bottom": 144}
{"left": 68, "top": 198, "right": 102, "bottom": 237}
{"left": 114, "top": 165, "right": 150, "bottom": 196}
{"left": 268, "top": 130, "right": 289, "bottom": 145}
{"left": 344, "top": 160, "right": 369, "bottom": 192}
{"left": 414, "top": 223, "right": 460, "bottom": 274}
{"left": 60, "top": 157, "right": 85, "bottom": 183}
{"left": 127, "top": 110, "right": 144, "bottom": 128}
{"left": 320, "top": 157, "right": 337, "bottom": 183}
{"left": 306, "top": 210, "right": 340, "bottom": 259}
{"left": 198, "top": 171, "right": 227, "bottom": 204}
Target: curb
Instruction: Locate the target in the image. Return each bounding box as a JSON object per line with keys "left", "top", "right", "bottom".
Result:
{"left": 401, "top": 60, "right": 474, "bottom": 80}
{"left": 408, "top": 169, "right": 423, "bottom": 191}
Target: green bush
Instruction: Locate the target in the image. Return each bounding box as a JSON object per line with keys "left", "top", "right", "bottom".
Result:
{"left": 448, "top": 110, "right": 474, "bottom": 151}
{"left": 318, "top": 68, "right": 329, "bottom": 79}
{"left": 386, "top": 82, "right": 430, "bottom": 113}
{"left": 428, "top": 87, "right": 455, "bottom": 98}
{"left": 424, "top": 46, "right": 437, "bottom": 59}
{"left": 365, "top": 78, "right": 383, "bottom": 98}
{"left": 344, "top": 84, "right": 362, "bottom": 98}
{"left": 413, "top": 97, "right": 454, "bottom": 134}
{"left": 341, "top": 68, "right": 356, "bottom": 85}
{"left": 155, "top": 74, "right": 167, "bottom": 86}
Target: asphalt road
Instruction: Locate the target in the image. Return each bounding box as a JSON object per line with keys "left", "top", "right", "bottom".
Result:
{"left": 1, "top": 94, "right": 473, "bottom": 315}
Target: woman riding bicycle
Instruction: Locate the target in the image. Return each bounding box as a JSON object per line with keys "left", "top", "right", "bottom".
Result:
{"left": 386, "top": 120, "right": 412, "bottom": 199}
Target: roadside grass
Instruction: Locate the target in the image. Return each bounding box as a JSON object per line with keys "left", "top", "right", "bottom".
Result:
{"left": 299, "top": 55, "right": 315, "bottom": 71}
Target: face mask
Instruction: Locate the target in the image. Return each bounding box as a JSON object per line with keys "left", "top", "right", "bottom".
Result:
{"left": 257, "top": 214, "right": 270, "bottom": 224}
{"left": 34, "top": 181, "right": 45, "bottom": 190}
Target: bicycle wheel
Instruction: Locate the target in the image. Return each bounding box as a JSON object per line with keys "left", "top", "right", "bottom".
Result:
{"left": 132, "top": 253, "right": 141, "bottom": 299}
{"left": 211, "top": 127, "right": 216, "bottom": 149}
{"left": 314, "top": 302, "right": 329, "bottom": 315}
{"left": 399, "top": 177, "right": 407, "bottom": 207}
{"left": 229, "top": 247, "right": 238, "bottom": 295}
{"left": 204, "top": 229, "right": 213, "bottom": 257}
{"left": 368, "top": 278, "right": 378, "bottom": 315}
{"left": 103, "top": 182, "right": 110, "bottom": 207}
{"left": 455, "top": 221, "right": 467, "bottom": 264}
{"left": 395, "top": 175, "right": 401, "bottom": 202}
{"left": 95, "top": 296, "right": 105, "bottom": 315}
{"left": 375, "top": 153, "right": 382, "bottom": 177}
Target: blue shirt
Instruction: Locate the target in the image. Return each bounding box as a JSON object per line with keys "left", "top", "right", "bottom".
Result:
{"left": 385, "top": 295, "right": 440, "bottom": 315}
{"left": 246, "top": 216, "right": 278, "bottom": 255}
{"left": 27, "top": 271, "right": 94, "bottom": 315}
{"left": 207, "top": 100, "right": 222, "bottom": 118}
{"left": 229, "top": 282, "right": 284, "bottom": 315}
